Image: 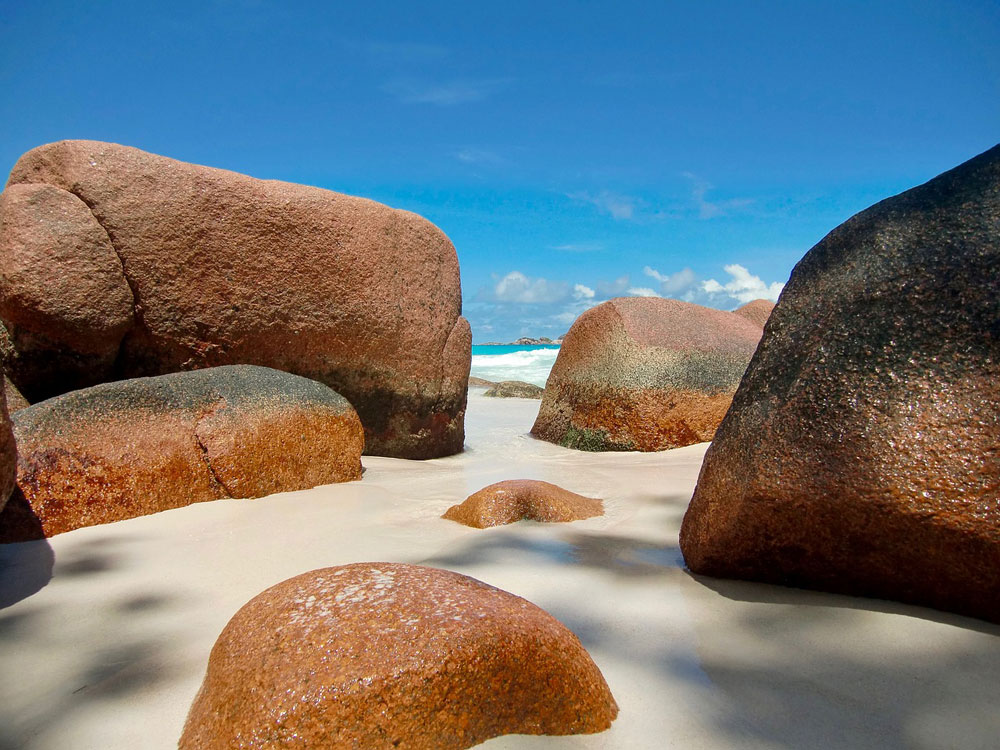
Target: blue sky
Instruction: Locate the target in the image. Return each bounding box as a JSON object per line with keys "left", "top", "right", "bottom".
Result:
{"left": 1, "top": 1, "right": 997, "bottom": 342}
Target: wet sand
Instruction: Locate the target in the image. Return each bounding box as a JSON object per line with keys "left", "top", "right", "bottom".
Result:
{"left": 1, "top": 388, "right": 999, "bottom": 749}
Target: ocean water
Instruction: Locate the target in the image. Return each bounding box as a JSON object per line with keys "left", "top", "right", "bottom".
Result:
{"left": 469, "top": 345, "right": 560, "bottom": 387}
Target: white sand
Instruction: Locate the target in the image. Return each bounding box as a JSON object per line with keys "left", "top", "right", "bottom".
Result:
{"left": 2, "top": 388, "right": 1000, "bottom": 749}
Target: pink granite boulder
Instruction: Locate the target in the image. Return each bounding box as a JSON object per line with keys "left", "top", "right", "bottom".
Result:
{"left": 1, "top": 140, "right": 470, "bottom": 458}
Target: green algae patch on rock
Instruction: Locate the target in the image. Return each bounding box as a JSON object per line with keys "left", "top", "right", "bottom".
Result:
{"left": 0, "top": 365, "right": 362, "bottom": 541}
{"left": 443, "top": 479, "right": 604, "bottom": 528}
{"left": 680, "top": 144, "right": 1000, "bottom": 624}
{"left": 180, "top": 563, "right": 618, "bottom": 749}
{"left": 483, "top": 380, "right": 544, "bottom": 399}
{"left": 532, "top": 297, "right": 764, "bottom": 452}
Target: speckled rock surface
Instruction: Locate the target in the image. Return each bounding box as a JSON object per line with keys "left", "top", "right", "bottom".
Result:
{"left": 180, "top": 563, "right": 618, "bottom": 749}
{"left": 732, "top": 298, "right": 775, "bottom": 328}
{"left": 531, "top": 297, "right": 763, "bottom": 451}
{"left": 0, "top": 379, "right": 15, "bottom": 514}
{"left": 2, "top": 376, "right": 28, "bottom": 413}
{"left": 443, "top": 479, "right": 603, "bottom": 528}
{"left": 483, "top": 380, "right": 544, "bottom": 399}
{"left": 0, "top": 366, "right": 362, "bottom": 541}
{"left": 0, "top": 183, "right": 134, "bottom": 398}
{"left": 680, "top": 144, "right": 1000, "bottom": 623}
{"left": 3, "top": 140, "right": 470, "bottom": 458}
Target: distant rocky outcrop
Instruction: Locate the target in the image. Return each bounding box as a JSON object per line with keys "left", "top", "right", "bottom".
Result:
{"left": 0, "top": 366, "right": 363, "bottom": 541}
{"left": 443, "top": 479, "right": 603, "bottom": 528}
{"left": 468, "top": 376, "right": 496, "bottom": 387}
{"left": 680, "top": 144, "right": 1000, "bottom": 624}
{"left": 483, "top": 380, "right": 544, "bottom": 399}
{"left": 733, "top": 298, "right": 776, "bottom": 328}
{"left": 180, "top": 563, "right": 618, "bottom": 748}
{"left": 1, "top": 140, "right": 470, "bottom": 458}
{"left": 531, "top": 297, "right": 764, "bottom": 451}
{"left": 481, "top": 336, "right": 562, "bottom": 345}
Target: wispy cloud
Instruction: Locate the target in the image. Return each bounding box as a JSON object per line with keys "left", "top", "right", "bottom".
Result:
{"left": 644, "top": 265, "right": 696, "bottom": 294}
{"left": 454, "top": 147, "right": 503, "bottom": 165}
{"left": 365, "top": 41, "right": 449, "bottom": 64}
{"left": 550, "top": 242, "right": 605, "bottom": 253}
{"left": 382, "top": 77, "right": 510, "bottom": 105}
{"left": 567, "top": 190, "right": 642, "bottom": 220}
{"left": 682, "top": 172, "right": 754, "bottom": 219}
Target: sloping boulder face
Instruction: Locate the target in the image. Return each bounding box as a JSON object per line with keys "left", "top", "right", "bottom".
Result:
{"left": 0, "top": 366, "right": 362, "bottom": 541}
{"left": 531, "top": 297, "right": 763, "bottom": 451}
{"left": 443, "top": 479, "right": 603, "bottom": 528}
{"left": 3, "top": 140, "right": 470, "bottom": 458}
{"left": 0, "top": 184, "right": 134, "bottom": 398}
{"left": 181, "top": 563, "right": 618, "bottom": 749}
{"left": 680, "top": 144, "right": 1000, "bottom": 623}
{"left": 733, "top": 298, "right": 775, "bottom": 328}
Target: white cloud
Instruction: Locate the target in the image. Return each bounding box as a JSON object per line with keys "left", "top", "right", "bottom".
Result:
{"left": 682, "top": 172, "right": 754, "bottom": 219}
{"left": 568, "top": 190, "right": 640, "bottom": 220}
{"left": 490, "top": 271, "right": 569, "bottom": 304}
{"left": 627, "top": 287, "right": 660, "bottom": 297}
{"left": 595, "top": 275, "right": 630, "bottom": 297}
{"left": 644, "top": 265, "right": 697, "bottom": 294}
{"left": 701, "top": 264, "right": 784, "bottom": 304}
{"left": 573, "top": 284, "right": 595, "bottom": 300}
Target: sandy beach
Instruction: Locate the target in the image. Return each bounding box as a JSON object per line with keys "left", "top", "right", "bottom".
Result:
{"left": 2, "top": 388, "right": 999, "bottom": 749}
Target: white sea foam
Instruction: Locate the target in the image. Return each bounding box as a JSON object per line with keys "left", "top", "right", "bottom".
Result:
{"left": 469, "top": 348, "right": 559, "bottom": 387}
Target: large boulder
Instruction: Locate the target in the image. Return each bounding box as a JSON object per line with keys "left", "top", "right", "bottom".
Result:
{"left": 1, "top": 140, "right": 470, "bottom": 458}
{"left": 733, "top": 298, "right": 775, "bottom": 328}
{"left": 531, "top": 297, "right": 764, "bottom": 451}
{"left": 0, "top": 366, "right": 363, "bottom": 541}
{"left": 680, "top": 144, "right": 1000, "bottom": 623}
{"left": 180, "top": 563, "right": 618, "bottom": 749}
{"left": 443, "top": 479, "right": 603, "bottom": 528}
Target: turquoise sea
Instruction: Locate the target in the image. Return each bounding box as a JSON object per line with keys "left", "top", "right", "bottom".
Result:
{"left": 469, "top": 344, "right": 560, "bottom": 388}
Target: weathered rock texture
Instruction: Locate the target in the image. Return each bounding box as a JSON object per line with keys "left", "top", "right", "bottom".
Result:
{"left": 483, "top": 380, "right": 544, "bottom": 399}
{"left": 680, "top": 144, "right": 1000, "bottom": 623}
{"left": 467, "top": 376, "right": 496, "bottom": 387}
{"left": 3, "top": 376, "right": 29, "bottom": 413}
{"left": 1, "top": 140, "right": 470, "bottom": 458}
{"left": 443, "top": 479, "right": 603, "bottom": 528}
{"left": 0, "top": 380, "right": 16, "bottom": 514}
{"left": 733, "top": 298, "right": 775, "bottom": 328}
{"left": 531, "top": 297, "right": 764, "bottom": 451}
{"left": 180, "top": 563, "right": 618, "bottom": 749}
{"left": 0, "top": 366, "right": 362, "bottom": 541}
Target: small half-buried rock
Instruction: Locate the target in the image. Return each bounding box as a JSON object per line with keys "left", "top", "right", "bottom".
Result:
{"left": 443, "top": 479, "right": 603, "bottom": 528}
{"left": 483, "top": 380, "right": 544, "bottom": 399}
{"left": 0, "top": 365, "right": 363, "bottom": 541}
{"left": 467, "top": 376, "right": 496, "bottom": 387}
{"left": 180, "top": 563, "right": 618, "bottom": 749}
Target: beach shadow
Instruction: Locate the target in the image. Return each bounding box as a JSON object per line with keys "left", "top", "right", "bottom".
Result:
{"left": 669, "top": 573, "right": 1000, "bottom": 750}
{"left": 0, "top": 491, "right": 53, "bottom": 608}
{"left": 686, "top": 570, "right": 1000, "bottom": 637}
{"left": 422, "top": 528, "right": 683, "bottom": 578}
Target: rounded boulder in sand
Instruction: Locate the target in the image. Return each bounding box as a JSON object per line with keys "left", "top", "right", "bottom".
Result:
{"left": 0, "top": 365, "right": 362, "bottom": 541}
{"left": 180, "top": 563, "right": 618, "bottom": 749}
{"left": 443, "top": 479, "right": 603, "bottom": 528}
{"left": 680, "top": 144, "right": 1000, "bottom": 623}
{"left": 3, "top": 140, "right": 471, "bottom": 458}
{"left": 531, "top": 297, "right": 763, "bottom": 451}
